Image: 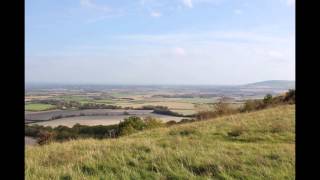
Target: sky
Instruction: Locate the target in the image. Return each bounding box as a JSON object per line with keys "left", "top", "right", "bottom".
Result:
{"left": 25, "top": 0, "right": 295, "bottom": 85}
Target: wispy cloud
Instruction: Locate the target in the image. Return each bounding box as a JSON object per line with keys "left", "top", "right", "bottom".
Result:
{"left": 181, "top": 0, "right": 193, "bottom": 8}
{"left": 150, "top": 11, "right": 162, "bottom": 17}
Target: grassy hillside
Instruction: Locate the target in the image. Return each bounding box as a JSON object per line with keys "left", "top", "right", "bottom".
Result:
{"left": 25, "top": 105, "right": 295, "bottom": 180}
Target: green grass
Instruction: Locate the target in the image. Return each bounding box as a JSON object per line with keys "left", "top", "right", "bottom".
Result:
{"left": 25, "top": 105, "right": 295, "bottom": 179}
{"left": 25, "top": 103, "right": 57, "bottom": 111}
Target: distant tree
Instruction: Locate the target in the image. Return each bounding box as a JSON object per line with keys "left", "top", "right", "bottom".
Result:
{"left": 284, "top": 89, "right": 295, "bottom": 103}
{"left": 263, "top": 94, "right": 273, "bottom": 104}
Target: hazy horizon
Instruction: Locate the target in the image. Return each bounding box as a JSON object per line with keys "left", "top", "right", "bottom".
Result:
{"left": 25, "top": 79, "right": 295, "bottom": 87}
{"left": 26, "top": 0, "right": 295, "bottom": 85}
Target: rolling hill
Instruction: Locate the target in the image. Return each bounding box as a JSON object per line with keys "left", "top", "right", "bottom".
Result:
{"left": 243, "top": 80, "right": 295, "bottom": 89}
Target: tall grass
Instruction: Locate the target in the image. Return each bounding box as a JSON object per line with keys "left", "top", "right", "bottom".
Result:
{"left": 26, "top": 105, "right": 295, "bottom": 179}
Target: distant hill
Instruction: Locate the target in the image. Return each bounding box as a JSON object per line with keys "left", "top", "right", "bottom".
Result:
{"left": 243, "top": 80, "right": 295, "bottom": 89}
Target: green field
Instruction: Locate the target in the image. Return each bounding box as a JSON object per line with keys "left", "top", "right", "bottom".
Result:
{"left": 25, "top": 105, "right": 295, "bottom": 179}
{"left": 25, "top": 103, "right": 57, "bottom": 111}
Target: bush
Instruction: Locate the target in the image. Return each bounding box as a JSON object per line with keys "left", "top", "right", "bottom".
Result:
{"left": 37, "top": 131, "right": 55, "bottom": 145}
{"left": 25, "top": 123, "right": 119, "bottom": 143}
{"left": 118, "top": 116, "right": 146, "bottom": 136}
{"left": 263, "top": 94, "right": 273, "bottom": 105}
{"left": 196, "top": 111, "right": 218, "bottom": 120}
{"left": 284, "top": 89, "right": 295, "bottom": 104}
{"left": 118, "top": 116, "right": 164, "bottom": 136}
{"left": 118, "top": 125, "right": 138, "bottom": 136}
{"left": 240, "top": 100, "right": 265, "bottom": 112}
{"left": 166, "top": 120, "right": 177, "bottom": 126}
{"left": 25, "top": 125, "right": 53, "bottom": 137}
{"left": 143, "top": 116, "right": 163, "bottom": 129}
{"left": 196, "top": 98, "right": 237, "bottom": 120}
{"left": 214, "top": 98, "right": 236, "bottom": 115}
{"left": 179, "top": 119, "right": 196, "bottom": 124}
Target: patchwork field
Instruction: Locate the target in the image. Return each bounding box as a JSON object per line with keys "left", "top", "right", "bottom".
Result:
{"left": 31, "top": 114, "right": 188, "bottom": 127}
{"left": 25, "top": 84, "right": 293, "bottom": 129}
{"left": 25, "top": 109, "right": 154, "bottom": 122}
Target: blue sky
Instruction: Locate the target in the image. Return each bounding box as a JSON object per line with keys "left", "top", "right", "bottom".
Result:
{"left": 26, "top": 0, "right": 295, "bottom": 85}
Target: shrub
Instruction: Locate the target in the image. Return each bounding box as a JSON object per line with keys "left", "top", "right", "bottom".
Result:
{"left": 25, "top": 123, "right": 119, "bottom": 143}
{"left": 179, "top": 119, "right": 196, "bottom": 123}
{"left": 196, "top": 98, "right": 238, "bottom": 120}
{"left": 118, "top": 125, "right": 138, "bottom": 136}
{"left": 37, "top": 131, "right": 55, "bottom": 145}
{"left": 214, "top": 98, "right": 236, "bottom": 115}
{"left": 166, "top": 120, "right": 177, "bottom": 126}
{"left": 117, "top": 116, "right": 164, "bottom": 135}
{"left": 240, "top": 100, "right": 265, "bottom": 112}
{"left": 143, "top": 116, "right": 163, "bottom": 129}
{"left": 284, "top": 89, "right": 295, "bottom": 104}
{"left": 196, "top": 111, "right": 218, "bottom": 120}
{"left": 118, "top": 116, "right": 146, "bottom": 136}
{"left": 263, "top": 94, "right": 273, "bottom": 105}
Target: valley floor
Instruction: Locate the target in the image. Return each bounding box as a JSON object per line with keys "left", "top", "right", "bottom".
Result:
{"left": 25, "top": 105, "right": 295, "bottom": 180}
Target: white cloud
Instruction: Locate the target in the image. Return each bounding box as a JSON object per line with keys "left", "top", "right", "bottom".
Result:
{"left": 181, "top": 0, "right": 193, "bottom": 8}
{"left": 234, "top": 9, "right": 243, "bottom": 15}
{"left": 173, "top": 47, "right": 186, "bottom": 56}
{"left": 286, "top": 0, "right": 295, "bottom": 6}
{"left": 150, "top": 11, "right": 162, "bottom": 17}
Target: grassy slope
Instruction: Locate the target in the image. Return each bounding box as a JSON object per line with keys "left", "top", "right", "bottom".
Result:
{"left": 25, "top": 105, "right": 295, "bottom": 180}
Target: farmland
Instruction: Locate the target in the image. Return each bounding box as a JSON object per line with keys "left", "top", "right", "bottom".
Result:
{"left": 25, "top": 82, "right": 294, "bottom": 129}
{"left": 25, "top": 82, "right": 293, "bottom": 113}
{"left": 30, "top": 115, "right": 187, "bottom": 127}
{"left": 25, "top": 103, "right": 56, "bottom": 111}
